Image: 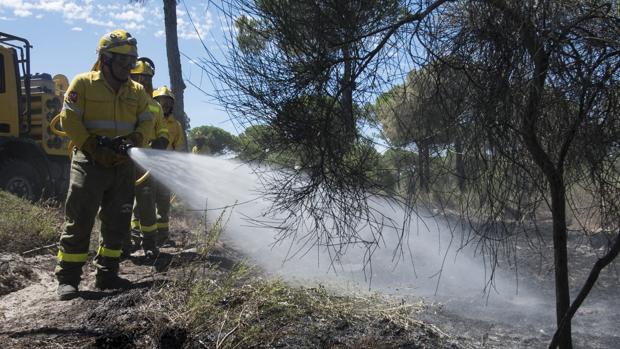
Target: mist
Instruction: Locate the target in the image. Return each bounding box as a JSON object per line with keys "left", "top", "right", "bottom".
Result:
{"left": 129, "top": 148, "right": 562, "bottom": 329}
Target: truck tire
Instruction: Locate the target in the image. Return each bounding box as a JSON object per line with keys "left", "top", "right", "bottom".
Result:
{"left": 0, "top": 159, "right": 43, "bottom": 201}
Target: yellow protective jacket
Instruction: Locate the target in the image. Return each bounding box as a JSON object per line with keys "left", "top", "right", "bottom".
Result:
{"left": 164, "top": 114, "right": 185, "bottom": 151}
{"left": 146, "top": 98, "right": 169, "bottom": 144}
{"left": 60, "top": 71, "right": 154, "bottom": 148}
{"left": 191, "top": 145, "right": 209, "bottom": 155}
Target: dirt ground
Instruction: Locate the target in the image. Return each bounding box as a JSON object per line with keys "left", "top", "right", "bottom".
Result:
{"left": 1, "top": 220, "right": 618, "bottom": 348}
{"left": 0, "top": 232, "right": 464, "bottom": 349}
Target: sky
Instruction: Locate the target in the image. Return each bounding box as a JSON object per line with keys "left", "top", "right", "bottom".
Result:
{"left": 0, "top": 0, "right": 238, "bottom": 133}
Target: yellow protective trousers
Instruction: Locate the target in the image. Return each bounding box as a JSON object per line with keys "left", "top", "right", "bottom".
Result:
{"left": 154, "top": 179, "right": 171, "bottom": 244}
{"left": 55, "top": 149, "right": 135, "bottom": 285}
{"left": 131, "top": 168, "right": 159, "bottom": 251}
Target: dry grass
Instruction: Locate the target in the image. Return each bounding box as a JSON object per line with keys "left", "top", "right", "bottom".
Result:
{"left": 0, "top": 191, "right": 62, "bottom": 253}
{"left": 139, "top": 202, "right": 460, "bottom": 349}
{"left": 178, "top": 264, "right": 453, "bottom": 348}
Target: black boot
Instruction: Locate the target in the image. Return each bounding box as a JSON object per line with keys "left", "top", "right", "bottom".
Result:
{"left": 95, "top": 274, "right": 132, "bottom": 290}
{"left": 56, "top": 282, "right": 79, "bottom": 301}
{"left": 143, "top": 247, "right": 160, "bottom": 262}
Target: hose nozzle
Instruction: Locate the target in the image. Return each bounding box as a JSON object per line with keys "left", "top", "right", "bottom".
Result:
{"left": 96, "top": 135, "right": 134, "bottom": 156}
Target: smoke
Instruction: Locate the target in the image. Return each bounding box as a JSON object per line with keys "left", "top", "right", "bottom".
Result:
{"left": 129, "top": 148, "right": 551, "bottom": 324}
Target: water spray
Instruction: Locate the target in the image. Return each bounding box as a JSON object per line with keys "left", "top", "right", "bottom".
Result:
{"left": 127, "top": 148, "right": 619, "bottom": 337}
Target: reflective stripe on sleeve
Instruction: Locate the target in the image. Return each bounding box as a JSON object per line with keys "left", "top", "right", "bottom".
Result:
{"left": 140, "top": 223, "right": 158, "bottom": 233}
{"left": 148, "top": 104, "right": 160, "bottom": 113}
{"left": 131, "top": 219, "right": 140, "bottom": 230}
{"left": 157, "top": 222, "right": 169, "bottom": 229}
{"left": 57, "top": 250, "right": 88, "bottom": 263}
{"left": 96, "top": 246, "right": 122, "bottom": 258}
{"left": 62, "top": 101, "right": 84, "bottom": 117}
{"left": 138, "top": 111, "right": 154, "bottom": 122}
{"left": 84, "top": 120, "right": 135, "bottom": 131}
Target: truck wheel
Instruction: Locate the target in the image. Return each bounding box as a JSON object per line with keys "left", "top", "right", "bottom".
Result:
{"left": 0, "top": 160, "right": 43, "bottom": 201}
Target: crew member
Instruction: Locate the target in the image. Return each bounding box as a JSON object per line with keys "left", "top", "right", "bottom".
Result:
{"left": 128, "top": 58, "right": 169, "bottom": 259}
{"left": 55, "top": 29, "right": 153, "bottom": 300}
{"left": 191, "top": 133, "right": 209, "bottom": 154}
{"left": 152, "top": 86, "right": 184, "bottom": 246}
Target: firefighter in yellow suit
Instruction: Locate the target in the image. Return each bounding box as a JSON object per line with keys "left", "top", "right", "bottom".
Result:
{"left": 127, "top": 58, "right": 169, "bottom": 259}
{"left": 55, "top": 30, "right": 154, "bottom": 300}
{"left": 191, "top": 133, "right": 209, "bottom": 155}
{"left": 152, "top": 86, "right": 184, "bottom": 246}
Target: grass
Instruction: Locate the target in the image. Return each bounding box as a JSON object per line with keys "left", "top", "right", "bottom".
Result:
{"left": 0, "top": 190, "right": 62, "bottom": 253}
{"left": 179, "top": 262, "right": 444, "bottom": 349}
{"left": 146, "top": 200, "right": 457, "bottom": 349}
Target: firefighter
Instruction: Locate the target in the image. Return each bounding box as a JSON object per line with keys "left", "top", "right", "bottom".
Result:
{"left": 55, "top": 29, "right": 154, "bottom": 300}
{"left": 191, "top": 133, "right": 209, "bottom": 154}
{"left": 152, "top": 86, "right": 185, "bottom": 246}
{"left": 127, "top": 58, "right": 169, "bottom": 259}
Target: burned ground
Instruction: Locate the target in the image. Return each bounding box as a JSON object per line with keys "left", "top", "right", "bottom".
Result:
{"left": 0, "top": 224, "right": 463, "bottom": 349}
{"left": 0, "top": 204, "right": 618, "bottom": 348}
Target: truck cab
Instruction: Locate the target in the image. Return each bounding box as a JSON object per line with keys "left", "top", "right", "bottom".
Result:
{"left": 0, "top": 32, "right": 70, "bottom": 200}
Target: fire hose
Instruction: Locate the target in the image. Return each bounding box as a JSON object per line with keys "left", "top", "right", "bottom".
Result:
{"left": 50, "top": 114, "right": 150, "bottom": 185}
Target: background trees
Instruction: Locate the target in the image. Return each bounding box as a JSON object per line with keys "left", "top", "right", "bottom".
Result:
{"left": 188, "top": 125, "right": 238, "bottom": 155}
{"left": 191, "top": 1, "right": 619, "bottom": 348}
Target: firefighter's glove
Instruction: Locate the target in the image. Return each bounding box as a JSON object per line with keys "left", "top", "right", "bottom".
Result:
{"left": 126, "top": 132, "right": 144, "bottom": 147}
{"left": 150, "top": 136, "right": 169, "bottom": 150}
{"left": 81, "top": 136, "right": 120, "bottom": 168}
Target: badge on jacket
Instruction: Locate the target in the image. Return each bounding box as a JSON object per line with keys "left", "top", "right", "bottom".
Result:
{"left": 68, "top": 91, "right": 78, "bottom": 103}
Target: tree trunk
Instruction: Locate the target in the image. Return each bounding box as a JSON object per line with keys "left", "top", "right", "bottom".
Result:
{"left": 418, "top": 141, "right": 430, "bottom": 193}
{"left": 341, "top": 44, "right": 355, "bottom": 146}
{"left": 163, "top": 0, "right": 188, "bottom": 148}
{"left": 455, "top": 139, "right": 465, "bottom": 192}
{"left": 549, "top": 232, "right": 620, "bottom": 349}
{"left": 549, "top": 173, "right": 572, "bottom": 349}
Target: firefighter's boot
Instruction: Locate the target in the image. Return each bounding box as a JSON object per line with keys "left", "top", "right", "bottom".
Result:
{"left": 157, "top": 231, "right": 176, "bottom": 248}
{"left": 143, "top": 247, "right": 160, "bottom": 262}
{"left": 95, "top": 273, "right": 132, "bottom": 290}
{"left": 56, "top": 282, "right": 79, "bottom": 301}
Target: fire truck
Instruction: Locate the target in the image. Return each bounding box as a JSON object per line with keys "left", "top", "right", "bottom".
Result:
{"left": 0, "top": 32, "right": 70, "bottom": 200}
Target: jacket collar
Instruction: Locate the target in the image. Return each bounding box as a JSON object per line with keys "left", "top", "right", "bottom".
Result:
{"left": 91, "top": 70, "right": 133, "bottom": 94}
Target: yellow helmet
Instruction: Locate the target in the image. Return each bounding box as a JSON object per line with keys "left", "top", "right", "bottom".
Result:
{"left": 97, "top": 29, "right": 138, "bottom": 57}
{"left": 130, "top": 57, "right": 155, "bottom": 76}
{"left": 153, "top": 86, "right": 175, "bottom": 100}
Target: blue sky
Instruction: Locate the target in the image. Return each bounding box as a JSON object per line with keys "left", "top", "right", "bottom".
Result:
{"left": 0, "top": 0, "right": 238, "bottom": 133}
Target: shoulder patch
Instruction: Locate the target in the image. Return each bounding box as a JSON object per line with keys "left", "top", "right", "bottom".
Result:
{"left": 67, "top": 91, "right": 78, "bottom": 103}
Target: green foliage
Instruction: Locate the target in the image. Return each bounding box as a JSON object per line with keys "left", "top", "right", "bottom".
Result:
{"left": 236, "top": 124, "right": 274, "bottom": 161}
{"left": 375, "top": 63, "right": 467, "bottom": 148}
{"left": 235, "top": 15, "right": 267, "bottom": 54}
{"left": 379, "top": 148, "right": 418, "bottom": 193}
{"left": 0, "top": 191, "right": 61, "bottom": 253}
{"left": 188, "top": 125, "right": 239, "bottom": 155}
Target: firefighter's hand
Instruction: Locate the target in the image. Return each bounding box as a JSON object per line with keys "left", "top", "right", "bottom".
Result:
{"left": 150, "top": 137, "right": 169, "bottom": 150}
{"left": 80, "top": 136, "right": 121, "bottom": 168}
{"left": 126, "top": 132, "right": 144, "bottom": 147}
{"left": 80, "top": 136, "right": 98, "bottom": 155}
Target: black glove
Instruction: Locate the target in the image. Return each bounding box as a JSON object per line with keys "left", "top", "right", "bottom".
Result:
{"left": 150, "top": 137, "right": 169, "bottom": 150}
{"left": 81, "top": 136, "right": 121, "bottom": 168}
{"left": 96, "top": 135, "right": 134, "bottom": 156}
{"left": 126, "top": 132, "right": 144, "bottom": 147}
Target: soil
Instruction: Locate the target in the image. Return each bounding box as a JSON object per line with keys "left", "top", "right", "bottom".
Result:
{"left": 0, "top": 222, "right": 618, "bottom": 348}
{"left": 0, "top": 233, "right": 460, "bottom": 349}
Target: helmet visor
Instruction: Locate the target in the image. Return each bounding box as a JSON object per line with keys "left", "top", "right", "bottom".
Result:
{"left": 113, "top": 54, "right": 137, "bottom": 69}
